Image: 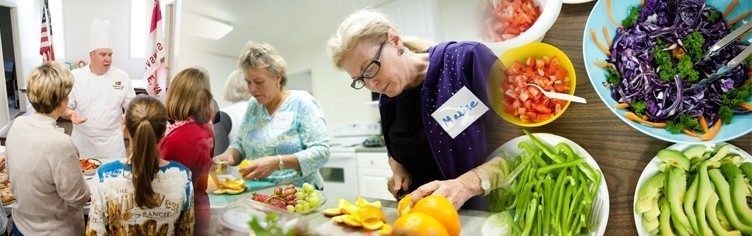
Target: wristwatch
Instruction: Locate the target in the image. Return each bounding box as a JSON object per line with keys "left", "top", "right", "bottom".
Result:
{"left": 471, "top": 168, "right": 491, "bottom": 196}
{"left": 276, "top": 155, "right": 284, "bottom": 170}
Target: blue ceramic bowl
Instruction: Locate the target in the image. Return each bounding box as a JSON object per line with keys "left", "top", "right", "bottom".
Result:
{"left": 583, "top": 0, "right": 752, "bottom": 144}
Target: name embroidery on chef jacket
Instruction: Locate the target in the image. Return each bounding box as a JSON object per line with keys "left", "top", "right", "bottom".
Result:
{"left": 113, "top": 80, "right": 125, "bottom": 90}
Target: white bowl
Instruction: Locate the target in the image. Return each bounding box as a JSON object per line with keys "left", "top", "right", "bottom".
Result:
{"left": 482, "top": 0, "right": 563, "bottom": 55}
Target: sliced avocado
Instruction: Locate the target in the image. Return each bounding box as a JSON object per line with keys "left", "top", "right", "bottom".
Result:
{"left": 707, "top": 144, "right": 731, "bottom": 163}
{"left": 720, "top": 163, "right": 752, "bottom": 226}
{"left": 684, "top": 175, "right": 700, "bottom": 232}
{"left": 739, "top": 162, "right": 752, "bottom": 181}
{"left": 706, "top": 191, "right": 743, "bottom": 236}
{"left": 683, "top": 145, "right": 707, "bottom": 160}
{"left": 636, "top": 172, "right": 666, "bottom": 213}
{"left": 643, "top": 213, "right": 661, "bottom": 233}
{"left": 659, "top": 199, "right": 675, "bottom": 236}
{"left": 665, "top": 168, "right": 692, "bottom": 233}
{"left": 657, "top": 149, "right": 690, "bottom": 171}
{"left": 708, "top": 168, "right": 752, "bottom": 234}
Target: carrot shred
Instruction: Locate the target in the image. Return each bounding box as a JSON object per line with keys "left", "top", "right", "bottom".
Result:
{"left": 727, "top": 11, "right": 750, "bottom": 27}
{"left": 724, "top": 0, "right": 738, "bottom": 18}
{"left": 740, "top": 102, "right": 752, "bottom": 112}
{"left": 594, "top": 60, "right": 613, "bottom": 68}
{"left": 699, "top": 116, "right": 709, "bottom": 134}
{"left": 591, "top": 29, "right": 611, "bottom": 56}
{"left": 615, "top": 103, "right": 630, "bottom": 109}
{"left": 683, "top": 129, "right": 699, "bottom": 137}
{"left": 625, "top": 112, "right": 667, "bottom": 128}
{"left": 699, "top": 119, "right": 722, "bottom": 141}
{"left": 602, "top": 26, "right": 613, "bottom": 46}
{"left": 606, "top": 0, "right": 620, "bottom": 27}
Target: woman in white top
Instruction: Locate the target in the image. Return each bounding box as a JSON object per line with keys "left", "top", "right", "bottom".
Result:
{"left": 86, "top": 96, "right": 194, "bottom": 235}
{"left": 221, "top": 69, "right": 252, "bottom": 141}
{"left": 5, "top": 62, "right": 90, "bottom": 235}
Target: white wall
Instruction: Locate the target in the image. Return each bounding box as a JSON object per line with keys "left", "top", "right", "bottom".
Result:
{"left": 0, "top": 0, "right": 43, "bottom": 127}
{"left": 437, "top": 0, "right": 484, "bottom": 42}
{"left": 285, "top": 37, "right": 380, "bottom": 134}
{"left": 61, "top": 0, "right": 144, "bottom": 80}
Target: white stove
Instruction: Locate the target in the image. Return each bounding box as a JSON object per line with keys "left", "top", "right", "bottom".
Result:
{"left": 320, "top": 122, "right": 380, "bottom": 197}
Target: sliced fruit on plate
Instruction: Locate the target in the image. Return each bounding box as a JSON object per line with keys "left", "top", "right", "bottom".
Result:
{"left": 322, "top": 208, "right": 342, "bottom": 217}
{"left": 326, "top": 197, "right": 388, "bottom": 231}
{"left": 342, "top": 214, "right": 362, "bottom": 227}
{"left": 362, "top": 218, "right": 384, "bottom": 231}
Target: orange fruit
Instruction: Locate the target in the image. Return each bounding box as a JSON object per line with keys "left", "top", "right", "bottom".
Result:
{"left": 391, "top": 212, "right": 449, "bottom": 236}
{"left": 397, "top": 194, "right": 413, "bottom": 216}
{"left": 411, "top": 195, "right": 460, "bottom": 236}
{"left": 356, "top": 205, "right": 386, "bottom": 222}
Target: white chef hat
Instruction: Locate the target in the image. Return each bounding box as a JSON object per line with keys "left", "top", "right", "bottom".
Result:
{"left": 89, "top": 19, "right": 112, "bottom": 53}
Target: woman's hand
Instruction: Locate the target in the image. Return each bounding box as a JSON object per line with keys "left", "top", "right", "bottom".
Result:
{"left": 410, "top": 178, "right": 478, "bottom": 210}
{"left": 387, "top": 157, "right": 411, "bottom": 199}
{"left": 212, "top": 152, "right": 234, "bottom": 165}
{"left": 239, "top": 156, "right": 277, "bottom": 180}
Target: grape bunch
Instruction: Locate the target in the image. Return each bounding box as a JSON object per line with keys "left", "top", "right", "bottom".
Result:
{"left": 250, "top": 183, "right": 321, "bottom": 213}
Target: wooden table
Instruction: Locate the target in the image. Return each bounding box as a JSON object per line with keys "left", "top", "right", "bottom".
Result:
{"left": 486, "top": 2, "right": 752, "bottom": 235}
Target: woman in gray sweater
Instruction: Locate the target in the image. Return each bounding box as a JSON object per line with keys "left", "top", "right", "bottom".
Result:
{"left": 5, "top": 62, "right": 90, "bottom": 235}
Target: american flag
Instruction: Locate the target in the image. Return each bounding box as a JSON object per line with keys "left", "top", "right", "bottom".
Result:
{"left": 39, "top": 0, "right": 55, "bottom": 62}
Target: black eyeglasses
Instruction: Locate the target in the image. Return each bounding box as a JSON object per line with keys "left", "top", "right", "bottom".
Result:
{"left": 350, "top": 35, "right": 387, "bottom": 89}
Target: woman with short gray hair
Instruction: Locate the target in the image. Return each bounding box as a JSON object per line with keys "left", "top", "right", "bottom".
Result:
{"left": 213, "top": 41, "right": 329, "bottom": 189}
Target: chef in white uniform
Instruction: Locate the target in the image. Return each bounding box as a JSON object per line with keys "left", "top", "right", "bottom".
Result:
{"left": 64, "top": 19, "right": 135, "bottom": 158}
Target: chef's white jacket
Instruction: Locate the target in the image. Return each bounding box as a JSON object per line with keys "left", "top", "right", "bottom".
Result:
{"left": 68, "top": 65, "right": 135, "bottom": 158}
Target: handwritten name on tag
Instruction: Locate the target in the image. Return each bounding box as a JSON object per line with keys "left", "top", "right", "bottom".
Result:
{"left": 430, "top": 86, "right": 489, "bottom": 138}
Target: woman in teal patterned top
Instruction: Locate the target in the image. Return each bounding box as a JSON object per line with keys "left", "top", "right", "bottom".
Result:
{"left": 213, "top": 41, "right": 330, "bottom": 188}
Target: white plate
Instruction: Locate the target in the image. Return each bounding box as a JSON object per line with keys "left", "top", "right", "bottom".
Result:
{"left": 563, "top": 0, "right": 594, "bottom": 3}
{"left": 633, "top": 143, "right": 752, "bottom": 235}
{"left": 482, "top": 133, "right": 610, "bottom": 236}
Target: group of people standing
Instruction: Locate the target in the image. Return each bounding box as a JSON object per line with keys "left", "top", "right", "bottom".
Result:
{"left": 2, "top": 7, "right": 507, "bottom": 236}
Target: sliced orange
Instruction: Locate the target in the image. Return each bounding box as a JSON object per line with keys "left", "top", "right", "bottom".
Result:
{"left": 238, "top": 160, "right": 253, "bottom": 169}
{"left": 361, "top": 218, "right": 384, "bottom": 231}
{"left": 397, "top": 194, "right": 413, "bottom": 216}
{"left": 223, "top": 189, "right": 244, "bottom": 195}
{"left": 332, "top": 215, "right": 344, "bottom": 223}
{"left": 322, "top": 208, "right": 343, "bottom": 217}
{"left": 378, "top": 223, "right": 392, "bottom": 235}
{"left": 338, "top": 199, "right": 360, "bottom": 215}
{"left": 342, "top": 215, "right": 362, "bottom": 227}
{"left": 355, "top": 205, "right": 386, "bottom": 222}
{"left": 212, "top": 189, "right": 226, "bottom": 194}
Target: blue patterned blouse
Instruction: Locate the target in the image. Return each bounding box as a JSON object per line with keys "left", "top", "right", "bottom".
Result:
{"left": 230, "top": 90, "right": 330, "bottom": 187}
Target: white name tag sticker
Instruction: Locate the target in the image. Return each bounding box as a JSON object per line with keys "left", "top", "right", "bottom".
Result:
{"left": 270, "top": 112, "right": 295, "bottom": 130}
{"left": 430, "top": 86, "right": 489, "bottom": 139}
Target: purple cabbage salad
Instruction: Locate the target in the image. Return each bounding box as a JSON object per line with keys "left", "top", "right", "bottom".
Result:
{"left": 605, "top": 0, "right": 751, "bottom": 136}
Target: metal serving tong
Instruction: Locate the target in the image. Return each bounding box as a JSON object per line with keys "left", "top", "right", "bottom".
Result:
{"left": 690, "top": 23, "right": 751, "bottom": 90}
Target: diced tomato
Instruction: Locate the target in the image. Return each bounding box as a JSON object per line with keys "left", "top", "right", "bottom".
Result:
{"left": 500, "top": 56, "right": 571, "bottom": 123}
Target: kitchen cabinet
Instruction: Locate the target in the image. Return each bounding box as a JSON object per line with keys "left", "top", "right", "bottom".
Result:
{"left": 356, "top": 151, "right": 394, "bottom": 200}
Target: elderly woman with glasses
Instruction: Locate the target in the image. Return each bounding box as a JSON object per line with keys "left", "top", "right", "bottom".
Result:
{"left": 328, "top": 9, "right": 504, "bottom": 210}
{"left": 213, "top": 41, "right": 330, "bottom": 189}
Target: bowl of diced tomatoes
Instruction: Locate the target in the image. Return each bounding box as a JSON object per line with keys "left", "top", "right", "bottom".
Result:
{"left": 80, "top": 158, "right": 101, "bottom": 176}
{"left": 480, "top": 0, "right": 563, "bottom": 55}
{"left": 490, "top": 42, "right": 576, "bottom": 127}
